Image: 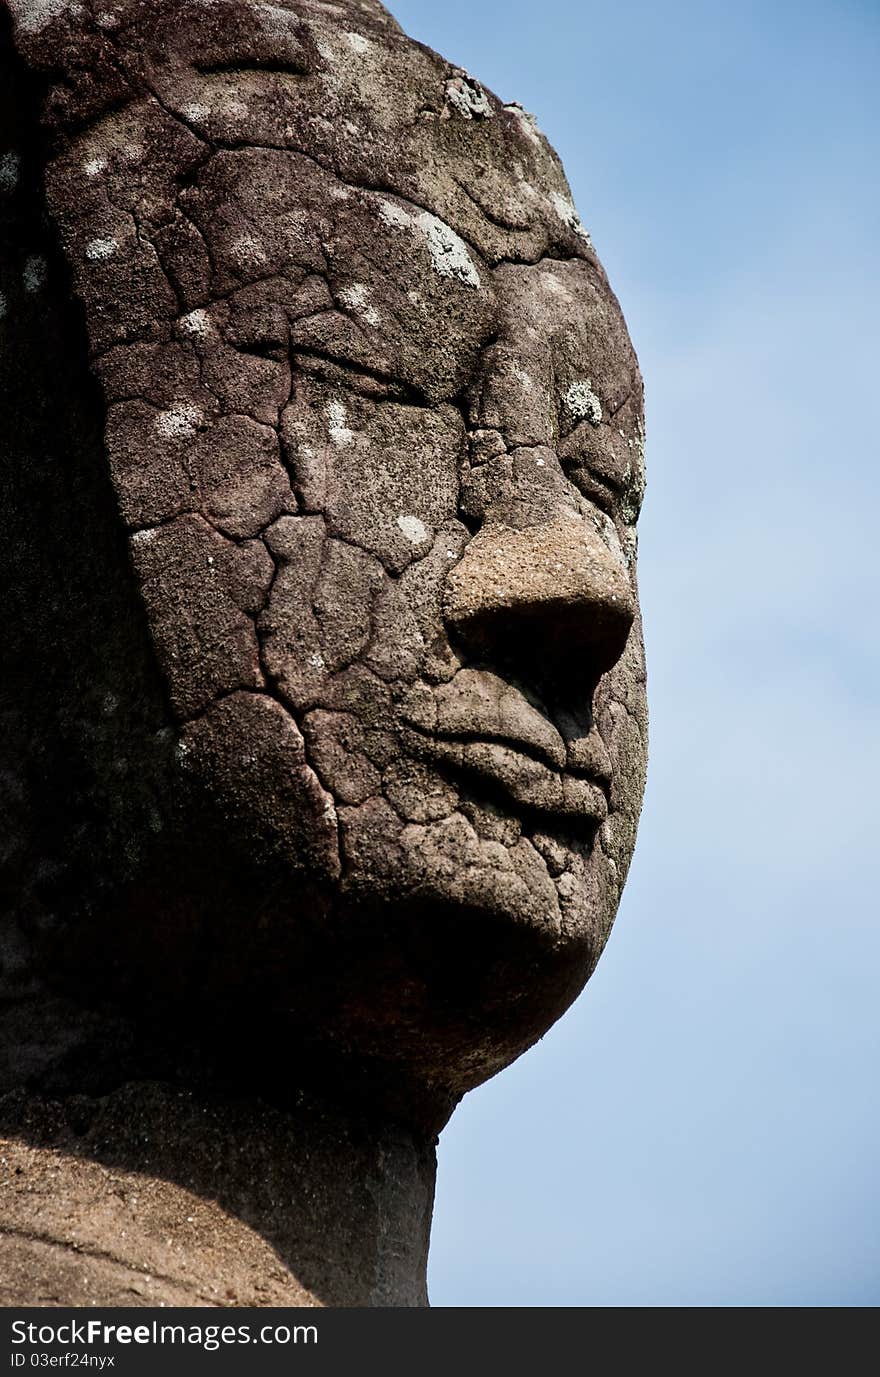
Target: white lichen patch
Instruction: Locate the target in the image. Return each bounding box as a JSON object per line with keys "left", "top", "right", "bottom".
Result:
{"left": 549, "top": 190, "right": 592, "bottom": 246}
{"left": 564, "top": 380, "right": 602, "bottom": 427}
{"left": 338, "top": 282, "right": 380, "bottom": 326}
{"left": 179, "top": 308, "right": 213, "bottom": 339}
{"left": 513, "top": 368, "right": 534, "bottom": 394}
{"left": 396, "top": 514, "right": 429, "bottom": 545}
{"left": 541, "top": 271, "right": 569, "bottom": 298}
{"left": 376, "top": 193, "right": 480, "bottom": 290}
{"left": 252, "top": 1, "right": 303, "bottom": 33}
{"left": 505, "top": 102, "right": 542, "bottom": 145}
{"left": 182, "top": 103, "right": 211, "bottom": 125}
{"left": 230, "top": 235, "right": 269, "bottom": 269}
{"left": 446, "top": 74, "right": 494, "bottom": 120}
{"left": 307, "top": 652, "right": 326, "bottom": 669}
{"left": 326, "top": 399, "right": 355, "bottom": 446}
{"left": 0, "top": 291, "right": 7, "bottom": 320}
{"left": 210, "top": 90, "right": 249, "bottom": 120}
{"left": 416, "top": 212, "right": 480, "bottom": 287}
{"left": 8, "top": 0, "right": 71, "bottom": 33}
{"left": 345, "top": 30, "right": 370, "bottom": 53}
{"left": 85, "top": 236, "right": 118, "bottom": 261}
{"left": 22, "top": 255, "right": 47, "bottom": 292}
{"left": 131, "top": 527, "right": 158, "bottom": 546}
{"left": 377, "top": 198, "right": 412, "bottom": 230}
{"left": 0, "top": 152, "right": 21, "bottom": 192}
{"left": 83, "top": 156, "right": 108, "bottom": 179}
{"left": 155, "top": 403, "right": 204, "bottom": 440}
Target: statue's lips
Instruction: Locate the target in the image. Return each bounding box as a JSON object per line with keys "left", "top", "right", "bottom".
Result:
{"left": 402, "top": 729, "right": 609, "bottom": 823}
{"left": 398, "top": 669, "right": 610, "bottom": 821}
{"left": 457, "top": 740, "right": 608, "bottom": 822}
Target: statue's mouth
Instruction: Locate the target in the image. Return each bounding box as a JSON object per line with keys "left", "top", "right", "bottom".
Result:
{"left": 403, "top": 728, "right": 608, "bottom": 825}
{"left": 398, "top": 666, "right": 611, "bottom": 825}
{"left": 460, "top": 743, "right": 606, "bottom": 825}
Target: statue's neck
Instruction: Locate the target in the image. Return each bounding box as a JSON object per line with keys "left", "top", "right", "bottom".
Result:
{"left": 0, "top": 1080, "right": 435, "bottom": 1307}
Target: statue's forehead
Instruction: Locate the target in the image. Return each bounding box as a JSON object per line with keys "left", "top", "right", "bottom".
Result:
{"left": 16, "top": 0, "right": 641, "bottom": 438}
{"left": 15, "top": 0, "right": 597, "bottom": 269}
{"left": 9, "top": 0, "right": 401, "bottom": 34}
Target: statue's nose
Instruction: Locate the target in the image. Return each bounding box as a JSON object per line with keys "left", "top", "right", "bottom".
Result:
{"left": 442, "top": 509, "right": 635, "bottom": 680}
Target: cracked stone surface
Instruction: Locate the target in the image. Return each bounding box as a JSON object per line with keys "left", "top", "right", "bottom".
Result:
{"left": 1, "top": 0, "right": 647, "bottom": 1140}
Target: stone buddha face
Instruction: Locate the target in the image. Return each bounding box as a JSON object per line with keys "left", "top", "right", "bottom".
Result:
{"left": 9, "top": 0, "right": 646, "bottom": 1117}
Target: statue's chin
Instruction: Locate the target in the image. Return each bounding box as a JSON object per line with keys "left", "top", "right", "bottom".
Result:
{"left": 276, "top": 882, "right": 604, "bottom": 1127}
{"left": 33, "top": 806, "right": 606, "bottom": 1132}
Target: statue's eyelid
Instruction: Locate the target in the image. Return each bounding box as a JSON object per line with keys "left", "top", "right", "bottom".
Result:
{"left": 183, "top": 15, "right": 313, "bottom": 79}
{"left": 192, "top": 56, "right": 311, "bottom": 77}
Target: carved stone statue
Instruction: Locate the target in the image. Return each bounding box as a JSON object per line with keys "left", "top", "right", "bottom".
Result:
{"left": 0, "top": 0, "right": 647, "bottom": 1306}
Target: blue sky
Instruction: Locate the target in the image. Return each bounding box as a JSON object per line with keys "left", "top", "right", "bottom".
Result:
{"left": 390, "top": 0, "right": 880, "bottom": 1306}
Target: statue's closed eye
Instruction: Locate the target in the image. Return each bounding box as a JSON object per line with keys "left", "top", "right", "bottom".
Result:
{"left": 155, "top": 0, "right": 312, "bottom": 80}
{"left": 192, "top": 52, "right": 311, "bottom": 79}
{"left": 559, "top": 454, "right": 624, "bottom": 520}
{"left": 556, "top": 412, "right": 635, "bottom": 521}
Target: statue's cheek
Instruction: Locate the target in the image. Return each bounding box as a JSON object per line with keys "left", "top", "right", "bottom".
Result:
{"left": 280, "top": 379, "right": 464, "bottom": 573}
